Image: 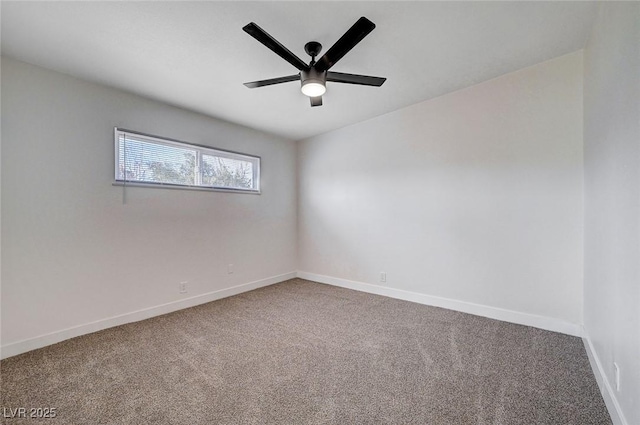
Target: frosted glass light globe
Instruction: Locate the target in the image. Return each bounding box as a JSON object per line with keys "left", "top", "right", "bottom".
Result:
{"left": 301, "top": 82, "right": 326, "bottom": 97}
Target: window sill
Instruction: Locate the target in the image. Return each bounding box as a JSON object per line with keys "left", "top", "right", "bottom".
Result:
{"left": 112, "top": 181, "right": 261, "bottom": 195}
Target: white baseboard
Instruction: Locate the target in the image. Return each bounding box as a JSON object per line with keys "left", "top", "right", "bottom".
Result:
{"left": 1, "top": 271, "right": 297, "bottom": 360}
{"left": 297, "top": 271, "right": 583, "bottom": 337}
{"left": 582, "top": 334, "right": 628, "bottom": 425}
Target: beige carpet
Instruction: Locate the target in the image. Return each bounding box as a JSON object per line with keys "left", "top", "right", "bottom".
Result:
{"left": 1, "top": 279, "right": 611, "bottom": 424}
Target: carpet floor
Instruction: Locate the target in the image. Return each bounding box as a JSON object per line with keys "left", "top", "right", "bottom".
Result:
{"left": 1, "top": 279, "right": 611, "bottom": 424}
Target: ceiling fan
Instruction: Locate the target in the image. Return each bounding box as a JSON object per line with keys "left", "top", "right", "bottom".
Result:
{"left": 243, "top": 17, "right": 386, "bottom": 107}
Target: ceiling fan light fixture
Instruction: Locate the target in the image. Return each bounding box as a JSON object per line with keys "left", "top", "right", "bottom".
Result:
{"left": 301, "top": 81, "right": 326, "bottom": 97}
{"left": 300, "top": 69, "right": 326, "bottom": 97}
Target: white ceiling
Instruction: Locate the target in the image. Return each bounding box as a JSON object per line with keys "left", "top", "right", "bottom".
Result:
{"left": 1, "top": 1, "right": 596, "bottom": 141}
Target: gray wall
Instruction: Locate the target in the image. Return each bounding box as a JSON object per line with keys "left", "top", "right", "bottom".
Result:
{"left": 298, "top": 52, "right": 584, "bottom": 327}
{"left": 1, "top": 57, "right": 297, "bottom": 348}
{"left": 583, "top": 3, "right": 640, "bottom": 424}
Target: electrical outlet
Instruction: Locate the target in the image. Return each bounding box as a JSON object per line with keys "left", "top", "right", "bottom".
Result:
{"left": 614, "top": 362, "right": 620, "bottom": 392}
{"left": 228, "top": 264, "right": 234, "bottom": 274}
{"left": 380, "top": 272, "right": 386, "bottom": 283}
{"left": 179, "top": 281, "right": 188, "bottom": 294}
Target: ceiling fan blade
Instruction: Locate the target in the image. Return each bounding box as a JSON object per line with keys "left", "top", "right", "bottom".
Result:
{"left": 243, "top": 22, "right": 310, "bottom": 71}
{"left": 326, "top": 71, "right": 386, "bottom": 87}
{"left": 310, "top": 96, "right": 323, "bottom": 107}
{"left": 314, "top": 17, "right": 376, "bottom": 72}
{"left": 244, "top": 74, "right": 300, "bottom": 88}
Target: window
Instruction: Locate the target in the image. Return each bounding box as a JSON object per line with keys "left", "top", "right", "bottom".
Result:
{"left": 114, "top": 128, "right": 260, "bottom": 193}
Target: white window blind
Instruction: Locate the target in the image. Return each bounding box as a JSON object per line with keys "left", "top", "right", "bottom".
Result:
{"left": 114, "top": 129, "right": 260, "bottom": 193}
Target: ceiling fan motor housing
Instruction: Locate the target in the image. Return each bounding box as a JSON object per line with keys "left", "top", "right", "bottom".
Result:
{"left": 301, "top": 68, "right": 326, "bottom": 86}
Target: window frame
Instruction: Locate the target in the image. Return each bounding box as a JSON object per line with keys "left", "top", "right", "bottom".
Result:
{"left": 113, "top": 128, "right": 261, "bottom": 194}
